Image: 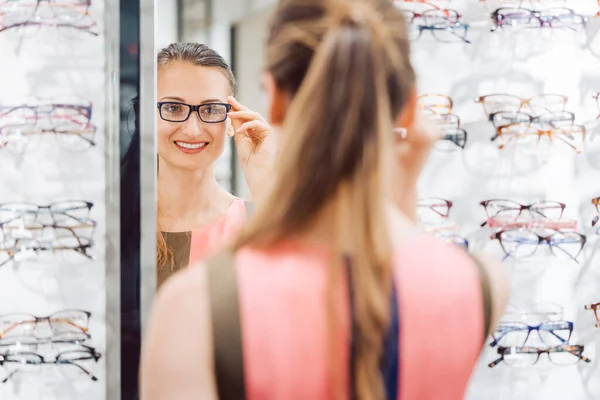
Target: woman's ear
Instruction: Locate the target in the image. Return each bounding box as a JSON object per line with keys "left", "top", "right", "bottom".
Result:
{"left": 263, "top": 71, "right": 288, "bottom": 126}
{"left": 395, "top": 88, "right": 418, "bottom": 131}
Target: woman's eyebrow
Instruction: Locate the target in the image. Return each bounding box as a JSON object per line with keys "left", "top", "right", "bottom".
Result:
{"left": 159, "top": 96, "right": 224, "bottom": 104}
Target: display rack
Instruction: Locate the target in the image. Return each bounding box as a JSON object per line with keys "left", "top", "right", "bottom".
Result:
{"left": 0, "top": 0, "right": 125, "bottom": 398}
{"left": 397, "top": 0, "right": 600, "bottom": 398}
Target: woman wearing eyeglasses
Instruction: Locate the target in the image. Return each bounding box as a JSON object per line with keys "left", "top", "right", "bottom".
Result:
{"left": 141, "top": 1, "right": 509, "bottom": 399}
{"left": 151, "top": 43, "right": 273, "bottom": 289}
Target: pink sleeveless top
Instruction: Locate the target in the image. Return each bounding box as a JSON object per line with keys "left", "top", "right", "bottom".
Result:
{"left": 235, "top": 235, "right": 484, "bottom": 400}
{"left": 158, "top": 198, "right": 247, "bottom": 289}
{"left": 189, "top": 198, "right": 247, "bottom": 264}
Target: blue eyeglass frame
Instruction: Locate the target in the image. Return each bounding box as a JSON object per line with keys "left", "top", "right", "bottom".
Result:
{"left": 156, "top": 101, "right": 232, "bottom": 123}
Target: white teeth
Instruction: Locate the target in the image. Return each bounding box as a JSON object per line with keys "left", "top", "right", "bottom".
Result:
{"left": 175, "top": 141, "right": 207, "bottom": 149}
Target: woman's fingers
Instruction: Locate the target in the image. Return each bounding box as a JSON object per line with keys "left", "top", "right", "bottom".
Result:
{"left": 228, "top": 110, "right": 266, "bottom": 123}
{"left": 236, "top": 120, "right": 269, "bottom": 135}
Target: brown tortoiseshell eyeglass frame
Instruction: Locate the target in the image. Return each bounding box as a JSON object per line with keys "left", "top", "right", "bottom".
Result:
{"left": 585, "top": 302, "right": 600, "bottom": 327}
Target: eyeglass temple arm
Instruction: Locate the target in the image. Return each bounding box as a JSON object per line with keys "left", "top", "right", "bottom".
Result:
{"left": 444, "top": 25, "right": 471, "bottom": 43}
{"left": 2, "top": 369, "right": 19, "bottom": 383}
{"left": 57, "top": 360, "right": 99, "bottom": 381}
{"left": 488, "top": 356, "right": 504, "bottom": 368}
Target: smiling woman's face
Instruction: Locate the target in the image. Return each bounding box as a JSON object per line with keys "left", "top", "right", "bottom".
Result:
{"left": 157, "top": 61, "right": 231, "bottom": 172}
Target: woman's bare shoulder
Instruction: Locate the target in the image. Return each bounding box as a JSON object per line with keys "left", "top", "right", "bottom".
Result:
{"left": 140, "top": 264, "right": 217, "bottom": 400}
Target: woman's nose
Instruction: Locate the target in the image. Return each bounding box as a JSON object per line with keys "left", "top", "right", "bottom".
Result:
{"left": 180, "top": 111, "right": 204, "bottom": 136}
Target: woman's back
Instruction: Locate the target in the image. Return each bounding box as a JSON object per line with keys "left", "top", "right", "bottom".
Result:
{"left": 235, "top": 235, "right": 486, "bottom": 400}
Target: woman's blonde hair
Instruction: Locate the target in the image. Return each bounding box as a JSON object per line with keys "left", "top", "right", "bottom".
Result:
{"left": 234, "top": 0, "right": 416, "bottom": 398}
{"left": 155, "top": 43, "right": 237, "bottom": 270}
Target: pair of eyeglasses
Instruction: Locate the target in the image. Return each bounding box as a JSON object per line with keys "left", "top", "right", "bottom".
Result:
{"left": 0, "top": 231, "right": 94, "bottom": 267}
{"left": 490, "top": 7, "right": 588, "bottom": 32}
{"left": 0, "top": 100, "right": 92, "bottom": 125}
{"left": 0, "top": 310, "right": 90, "bottom": 340}
{"left": 0, "top": 123, "right": 97, "bottom": 153}
{"left": 418, "top": 94, "right": 453, "bottom": 114}
{"left": 0, "top": 0, "right": 97, "bottom": 36}
{"left": 495, "top": 124, "right": 585, "bottom": 153}
{"left": 0, "top": 201, "right": 92, "bottom": 225}
{"left": 490, "top": 320, "right": 573, "bottom": 347}
{"left": 489, "top": 111, "right": 575, "bottom": 132}
{"left": 488, "top": 344, "right": 590, "bottom": 368}
{"left": 485, "top": 215, "right": 578, "bottom": 231}
{"left": 592, "top": 198, "right": 599, "bottom": 227}
{"left": 593, "top": 93, "right": 600, "bottom": 119}
{"left": 476, "top": 94, "right": 567, "bottom": 116}
{"left": 481, "top": 199, "right": 566, "bottom": 222}
{"left": 157, "top": 102, "right": 232, "bottom": 123}
{"left": 0, "top": 12, "right": 98, "bottom": 37}
{"left": 0, "top": 345, "right": 101, "bottom": 383}
{"left": 430, "top": 113, "right": 468, "bottom": 149}
{"left": 404, "top": 12, "right": 471, "bottom": 43}
{"left": 0, "top": 218, "right": 96, "bottom": 242}
{"left": 492, "top": 228, "right": 586, "bottom": 262}
{"left": 417, "top": 198, "right": 452, "bottom": 225}
{"left": 584, "top": 302, "right": 600, "bottom": 327}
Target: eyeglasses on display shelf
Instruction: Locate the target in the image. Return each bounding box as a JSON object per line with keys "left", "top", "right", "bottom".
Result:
{"left": 0, "top": 0, "right": 98, "bottom": 37}
{"left": 417, "top": 198, "right": 469, "bottom": 250}
{"left": 417, "top": 95, "right": 468, "bottom": 149}
{"left": 490, "top": 320, "right": 573, "bottom": 347}
{"left": 485, "top": 216, "right": 578, "bottom": 232}
{"left": 417, "top": 197, "right": 453, "bottom": 225}
{"left": 0, "top": 308, "right": 101, "bottom": 383}
{"left": 476, "top": 94, "right": 568, "bottom": 116}
{"left": 489, "top": 7, "right": 588, "bottom": 33}
{"left": 0, "top": 99, "right": 97, "bottom": 153}
{"left": 0, "top": 230, "right": 95, "bottom": 267}
{"left": 430, "top": 113, "right": 467, "bottom": 149}
{"left": 491, "top": 227, "right": 586, "bottom": 262}
{"left": 400, "top": 9, "right": 471, "bottom": 43}
{"left": 419, "top": 93, "right": 454, "bottom": 114}
{"left": 481, "top": 199, "right": 566, "bottom": 221}
{"left": 0, "top": 309, "right": 90, "bottom": 341}
{"left": 493, "top": 124, "right": 585, "bottom": 153}
{"left": 475, "top": 93, "right": 584, "bottom": 152}
{"left": 0, "top": 200, "right": 93, "bottom": 225}
{"left": 584, "top": 302, "right": 600, "bottom": 327}
{"left": 488, "top": 344, "right": 591, "bottom": 368}
{"left": 0, "top": 344, "right": 101, "bottom": 383}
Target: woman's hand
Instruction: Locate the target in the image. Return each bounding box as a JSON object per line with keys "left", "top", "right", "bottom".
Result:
{"left": 227, "top": 96, "right": 275, "bottom": 203}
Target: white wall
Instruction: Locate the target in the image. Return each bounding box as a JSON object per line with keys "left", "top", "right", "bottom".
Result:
{"left": 156, "top": 0, "right": 178, "bottom": 51}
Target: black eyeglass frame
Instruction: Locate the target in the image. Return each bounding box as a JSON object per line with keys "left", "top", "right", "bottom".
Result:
{"left": 156, "top": 101, "right": 232, "bottom": 123}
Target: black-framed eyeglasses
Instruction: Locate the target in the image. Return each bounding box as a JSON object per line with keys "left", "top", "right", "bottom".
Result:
{"left": 157, "top": 101, "right": 231, "bottom": 123}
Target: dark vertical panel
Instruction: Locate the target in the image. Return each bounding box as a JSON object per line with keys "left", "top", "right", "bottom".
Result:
{"left": 119, "top": 0, "right": 141, "bottom": 398}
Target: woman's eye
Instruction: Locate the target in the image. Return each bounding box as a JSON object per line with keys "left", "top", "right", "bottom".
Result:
{"left": 165, "top": 105, "right": 181, "bottom": 113}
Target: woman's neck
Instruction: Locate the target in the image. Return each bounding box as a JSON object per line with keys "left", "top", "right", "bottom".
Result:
{"left": 157, "top": 159, "right": 234, "bottom": 232}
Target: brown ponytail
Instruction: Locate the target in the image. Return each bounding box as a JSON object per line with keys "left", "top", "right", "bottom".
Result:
{"left": 234, "top": 0, "right": 415, "bottom": 398}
